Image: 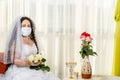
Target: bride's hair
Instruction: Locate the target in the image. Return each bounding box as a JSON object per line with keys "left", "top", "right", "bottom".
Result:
{"left": 20, "top": 16, "right": 39, "bottom": 53}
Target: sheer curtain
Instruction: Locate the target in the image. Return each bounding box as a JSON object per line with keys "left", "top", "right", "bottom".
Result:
{"left": 0, "top": 0, "right": 115, "bottom": 79}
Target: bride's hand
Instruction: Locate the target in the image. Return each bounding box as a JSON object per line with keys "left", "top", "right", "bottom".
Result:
{"left": 28, "top": 60, "right": 42, "bottom": 66}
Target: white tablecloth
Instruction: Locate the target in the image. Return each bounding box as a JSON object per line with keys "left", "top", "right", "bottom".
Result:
{"left": 63, "top": 75, "right": 120, "bottom": 80}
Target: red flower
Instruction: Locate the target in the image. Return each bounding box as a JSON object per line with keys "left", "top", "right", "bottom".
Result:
{"left": 79, "top": 32, "right": 97, "bottom": 58}
{"left": 80, "top": 32, "right": 92, "bottom": 42}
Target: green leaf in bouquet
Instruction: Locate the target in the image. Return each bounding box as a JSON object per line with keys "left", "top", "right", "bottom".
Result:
{"left": 30, "top": 66, "right": 37, "bottom": 69}
{"left": 41, "top": 58, "right": 46, "bottom": 62}
{"left": 44, "top": 66, "right": 50, "bottom": 71}
{"left": 40, "top": 66, "right": 50, "bottom": 71}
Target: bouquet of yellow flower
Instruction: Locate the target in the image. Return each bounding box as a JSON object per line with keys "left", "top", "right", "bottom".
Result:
{"left": 28, "top": 53, "right": 50, "bottom": 71}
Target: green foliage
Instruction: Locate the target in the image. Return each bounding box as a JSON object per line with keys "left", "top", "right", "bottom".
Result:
{"left": 80, "top": 41, "right": 97, "bottom": 58}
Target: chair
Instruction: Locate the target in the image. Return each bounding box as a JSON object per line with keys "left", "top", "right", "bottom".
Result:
{"left": 0, "top": 52, "right": 7, "bottom": 74}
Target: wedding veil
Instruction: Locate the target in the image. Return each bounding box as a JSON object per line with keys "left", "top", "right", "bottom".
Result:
{"left": 4, "top": 17, "right": 22, "bottom": 64}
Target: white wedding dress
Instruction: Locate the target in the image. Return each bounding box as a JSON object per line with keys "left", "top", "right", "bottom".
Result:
{"left": 4, "top": 44, "right": 60, "bottom": 80}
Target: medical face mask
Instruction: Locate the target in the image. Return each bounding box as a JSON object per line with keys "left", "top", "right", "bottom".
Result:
{"left": 21, "top": 27, "right": 32, "bottom": 36}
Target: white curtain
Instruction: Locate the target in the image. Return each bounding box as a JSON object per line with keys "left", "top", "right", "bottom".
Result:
{"left": 0, "top": 0, "right": 115, "bottom": 79}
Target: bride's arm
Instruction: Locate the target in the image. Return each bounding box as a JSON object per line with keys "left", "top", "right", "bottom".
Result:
{"left": 10, "top": 42, "right": 29, "bottom": 67}
{"left": 13, "top": 58, "right": 40, "bottom": 67}
{"left": 10, "top": 42, "right": 40, "bottom": 67}
{"left": 13, "top": 59, "right": 29, "bottom": 67}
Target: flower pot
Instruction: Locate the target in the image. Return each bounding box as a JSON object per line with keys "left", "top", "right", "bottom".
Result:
{"left": 81, "top": 55, "right": 92, "bottom": 79}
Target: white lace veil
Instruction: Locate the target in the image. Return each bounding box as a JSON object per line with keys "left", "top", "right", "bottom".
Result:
{"left": 4, "top": 17, "right": 22, "bottom": 64}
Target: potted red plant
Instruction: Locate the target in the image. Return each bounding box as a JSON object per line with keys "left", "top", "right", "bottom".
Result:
{"left": 79, "top": 32, "right": 97, "bottom": 79}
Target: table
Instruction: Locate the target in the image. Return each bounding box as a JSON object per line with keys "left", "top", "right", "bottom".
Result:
{"left": 63, "top": 75, "right": 120, "bottom": 80}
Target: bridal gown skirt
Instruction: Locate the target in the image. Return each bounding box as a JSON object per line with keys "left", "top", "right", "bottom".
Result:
{"left": 4, "top": 65, "right": 60, "bottom": 80}
{"left": 0, "top": 74, "right": 4, "bottom": 80}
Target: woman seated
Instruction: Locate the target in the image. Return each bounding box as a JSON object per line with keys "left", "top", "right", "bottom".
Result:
{"left": 4, "top": 16, "right": 60, "bottom": 80}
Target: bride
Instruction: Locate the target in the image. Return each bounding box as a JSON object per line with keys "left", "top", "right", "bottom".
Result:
{"left": 4, "top": 16, "right": 60, "bottom": 80}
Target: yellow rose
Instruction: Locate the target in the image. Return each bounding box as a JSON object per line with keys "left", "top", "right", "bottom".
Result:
{"left": 34, "top": 58, "right": 39, "bottom": 63}
{"left": 28, "top": 55, "right": 34, "bottom": 62}
{"left": 35, "top": 54, "right": 42, "bottom": 60}
{"left": 33, "top": 54, "right": 42, "bottom": 63}
{"left": 28, "top": 54, "right": 42, "bottom": 64}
